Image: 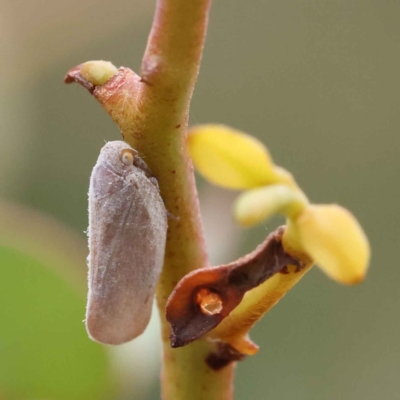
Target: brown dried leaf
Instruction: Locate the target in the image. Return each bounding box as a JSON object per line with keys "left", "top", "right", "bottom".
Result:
{"left": 64, "top": 64, "right": 96, "bottom": 93}
{"left": 166, "top": 227, "right": 302, "bottom": 347}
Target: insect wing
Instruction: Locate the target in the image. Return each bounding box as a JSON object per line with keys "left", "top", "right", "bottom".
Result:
{"left": 86, "top": 145, "right": 167, "bottom": 345}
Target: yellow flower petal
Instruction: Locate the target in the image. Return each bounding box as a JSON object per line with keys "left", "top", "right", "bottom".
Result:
{"left": 295, "top": 205, "right": 370, "bottom": 285}
{"left": 234, "top": 184, "right": 308, "bottom": 227}
{"left": 188, "top": 125, "right": 277, "bottom": 189}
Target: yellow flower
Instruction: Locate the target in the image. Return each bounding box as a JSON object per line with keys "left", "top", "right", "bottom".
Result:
{"left": 188, "top": 124, "right": 370, "bottom": 286}
{"left": 286, "top": 204, "right": 369, "bottom": 285}
{"left": 163, "top": 124, "right": 372, "bottom": 355}
{"left": 188, "top": 124, "right": 276, "bottom": 189}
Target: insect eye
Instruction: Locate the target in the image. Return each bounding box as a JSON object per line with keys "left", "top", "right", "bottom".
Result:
{"left": 120, "top": 149, "right": 136, "bottom": 166}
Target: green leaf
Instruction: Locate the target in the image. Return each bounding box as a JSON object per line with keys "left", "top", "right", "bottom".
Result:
{"left": 0, "top": 246, "right": 114, "bottom": 400}
{"left": 0, "top": 201, "right": 115, "bottom": 400}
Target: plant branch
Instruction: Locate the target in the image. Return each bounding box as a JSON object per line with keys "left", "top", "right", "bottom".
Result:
{"left": 135, "top": 1, "right": 238, "bottom": 399}
{"left": 65, "top": 0, "right": 238, "bottom": 397}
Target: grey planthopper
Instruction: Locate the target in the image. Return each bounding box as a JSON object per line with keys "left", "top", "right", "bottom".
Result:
{"left": 86, "top": 141, "right": 168, "bottom": 345}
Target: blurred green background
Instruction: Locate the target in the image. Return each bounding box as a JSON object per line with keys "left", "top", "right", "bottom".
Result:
{"left": 1, "top": 0, "right": 399, "bottom": 399}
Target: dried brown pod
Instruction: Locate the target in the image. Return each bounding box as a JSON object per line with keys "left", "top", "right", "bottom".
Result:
{"left": 86, "top": 141, "right": 168, "bottom": 345}
{"left": 166, "top": 227, "right": 301, "bottom": 347}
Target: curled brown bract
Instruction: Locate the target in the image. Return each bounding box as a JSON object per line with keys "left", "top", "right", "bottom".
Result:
{"left": 64, "top": 64, "right": 96, "bottom": 93}
{"left": 166, "top": 226, "right": 303, "bottom": 348}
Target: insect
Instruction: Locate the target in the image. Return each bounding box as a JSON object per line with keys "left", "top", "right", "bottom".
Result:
{"left": 86, "top": 141, "right": 168, "bottom": 345}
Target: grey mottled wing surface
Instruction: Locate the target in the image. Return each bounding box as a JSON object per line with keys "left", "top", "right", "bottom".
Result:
{"left": 86, "top": 142, "right": 167, "bottom": 345}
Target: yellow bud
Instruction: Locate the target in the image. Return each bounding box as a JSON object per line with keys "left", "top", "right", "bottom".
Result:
{"left": 234, "top": 184, "right": 308, "bottom": 227}
{"left": 188, "top": 125, "right": 277, "bottom": 189}
{"left": 80, "top": 61, "right": 118, "bottom": 86}
{"left": 295, "top": 205, "right": 370, "bottom": 285}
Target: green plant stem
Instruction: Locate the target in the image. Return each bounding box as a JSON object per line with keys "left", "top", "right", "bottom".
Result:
{"left": 120, "top": 1, "right": 236, "bottom": 399}
{"left": 161, "top": 341, "right": 235, "bottom": 400}
{"left": 66, "top": 0, "right": 236, "bottom": 396}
